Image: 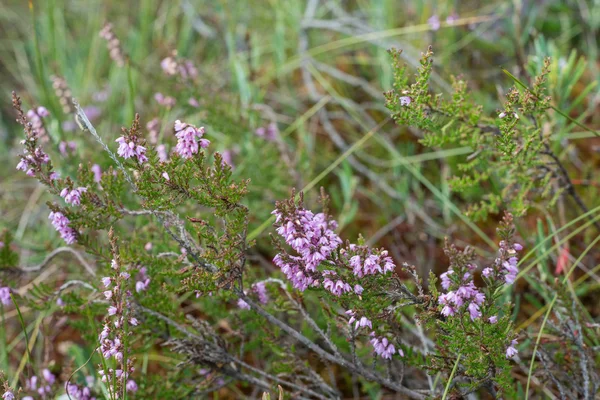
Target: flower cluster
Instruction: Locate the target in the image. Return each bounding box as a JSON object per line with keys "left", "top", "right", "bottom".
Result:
{"left": 482, "top": 241, "right": 523, "bottom": 285}
{"left": 98, "top": 258, "right": 138, "bottom": 397}
{"left": 370, "top": 334, "right": 401, "bottom": 359}
{"left": 237, "top": 281, "right": 269, "bottom": 309}
{"left": 22, "top": 369, "right": 56, "bottom": 399}
{"left": 116, "top": 115, "right": 147, "bottom": 164}
{"left": 49, "top": 211, "right": 77, "bottom": 245}
{"left": 60, "top": 186, "right": 87, "bottom": 206}
{"left": 438, "top": 263, "right": 485, "bottom": 320}
{"left": 174, "top": 120, "right": 210, "bottom": 159}
{"left": 99, "top": 23, "right": 125, "bottom": 67}
{"left": 16, "top": 146, "right": 50, "bottom": 177}
{"left": 65, "top": 380, "right": 97, "bottom": 400}
{"left": 272, "top": 194, "right": 401, "bottom": 359}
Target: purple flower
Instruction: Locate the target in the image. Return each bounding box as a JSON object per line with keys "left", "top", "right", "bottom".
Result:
{"left": 354, "top": 284, "right": 364, "bottom": 295}
{"left": 0, "top": 287, "right": 11, "bottom": 306}
{"left": 126, "top": 380, "right": 138, "bottom": 392}
{"left": 237, "top": 298, "right": 250, "bottom": 310}
{"left": 482, "top": 267, "right": 493, "bottom": 277}
{"left": 370, "top": 335, "right": 396, "bottom": 359}
{"left": 488, "top": 316, "right": 498, "bottom": 324}
{"left": 506, "top": 339, "right": 518, "bottom": 358}
{"left": 49, "top": 211, "right": 77, "bottom": 244}
{"left": 42, "top": 368, "right": 56, "bottom": 384}
{"left": 428, "top": 15, "right": 441, "bottom": 31}
{"left": 252, "top": 281, "right": 269, "bottom": 304}
{"left": 440, "top": 270, "right": 453, "bottom": 290}
{"left": 91, "top": 164, "right": 102, "bottom": 182}
{"left": 174, "top": 120, "right": 210, "bottom": 159}
{"left": 399, "top": 96, "right": 411, "bottom": 106}
{"left": 2, "top": 390, "right": 15, "bottom": 400}
{"left": 60, "top": 187, "right": 87, "bottom": 206}
{"left": 513, "top": 243, "right": 523, "bottom": 251}
{"left": 468, "top": 302, "right": 481, "bottom": 321}
{"left": 116, "top": 136, "right": 147, "bottom": 163}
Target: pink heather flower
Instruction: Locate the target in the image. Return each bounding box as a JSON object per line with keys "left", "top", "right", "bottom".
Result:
{"left": 56, "top": 297, "right": 65, "bottom": 307}
{"left": 488, "top": 316, "right": 498, "bottom": 324}
{"left": 398, "top": 348, "right": 405, "bottom": 357}
{"left": 174, "top": 120, "right": 210, "bottom": 158}
{"left": 129, "top": 317, "right": 139, "bottom": 326}
{"left": 354, "top": 284, "right": 364, "bottom": 295}
{"left": 116, "top": 136, "right": 135, "bottom": 158}
{"left": 428, "top": 15, "right": 441, "bottom": 30}
{"left": 0, "top": 286, "right": 11, "bottom": 305}
{"left": 237, "top": 298, "right": 250, "bottom": 310}
{"left": 399, "top": 96, "right": 411, "bottom": 106}
{"left": 116, "top": 136, "right": 147, "bottom": 164}
{"left": 441, "top": 305, "right": 455, "bottom": 317}
{"left": 162, "top": 172, "right": 170, "bottom": 181}
{"left": 440, "top": 270, "right": 453, "bottom": 290}
{"left": 42, "top": 369, "right": 55, "bottom": 384}
{"left": 126, "top": 380, "right": 138, "bottom": 392}
{"left": 188, "top": 97, "right": 200, "bottom": 107}
{"left": 144, "top": 242, "right": 153, "bottom": 251}
{"left": 49, "top": 211, "right": 77, "bottom": 244}
{"left": 498, "top": 112, "right": 507, "bottom": 119}
{"left": 482, "top": 267, "right": 493, "bottom": 277}
{"left": 107, "top": 306, "right": 117, "bottom": 316}
{"left": 370, "top": 335, "right": 396, "bottom": 359}
{"left": 60, "top": 187, "right": 87, "bottom": 206}
{"left": 2, "top": 390, "right": 15, "bottom": 400}
{"left": 49, "top": 171, "right": 59, "bottom": 180}
{"left": 91, "top": 164, "right": 102, "bottom": 182}
{"left": 252, "top": 281, "right": 269, "bottom": 304}
{"left": 506, "top": 339, "right": 518, "bottom": 358}
{"left": 513, "top": 243, "right": 523, "bottom": 251}
{"left": 104, "top": 290, "right": 113, "bottom": 300}
{"left": 468, "top": 302, "right": 481, "bottom": 321}
{"left": 355, "top": 316, "right": 372, "bottom": 330}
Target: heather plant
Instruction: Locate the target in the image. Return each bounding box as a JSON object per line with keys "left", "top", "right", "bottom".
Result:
{"left": 2, "top": 2, "right": 600, "bottom": 399}
{"left": 385, "top": 47, "right": 598, "bottom": 225}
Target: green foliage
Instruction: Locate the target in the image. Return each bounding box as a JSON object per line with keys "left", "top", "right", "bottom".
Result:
{"left": 386, "top": 48, "right": 571, "bottom": 220}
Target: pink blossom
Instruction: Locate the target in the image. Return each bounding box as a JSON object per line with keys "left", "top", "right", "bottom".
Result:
{"left": 174, "top": 120, "right": 210, "bottom": 158}
{"left": 91, "top": 164, "right": 102, "bottom": 182}
{"left": 49, "top": 211, "right": 77, "bottom": 244}
{"left": 506, "top": 339, "right": 518, "bottom": 358}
